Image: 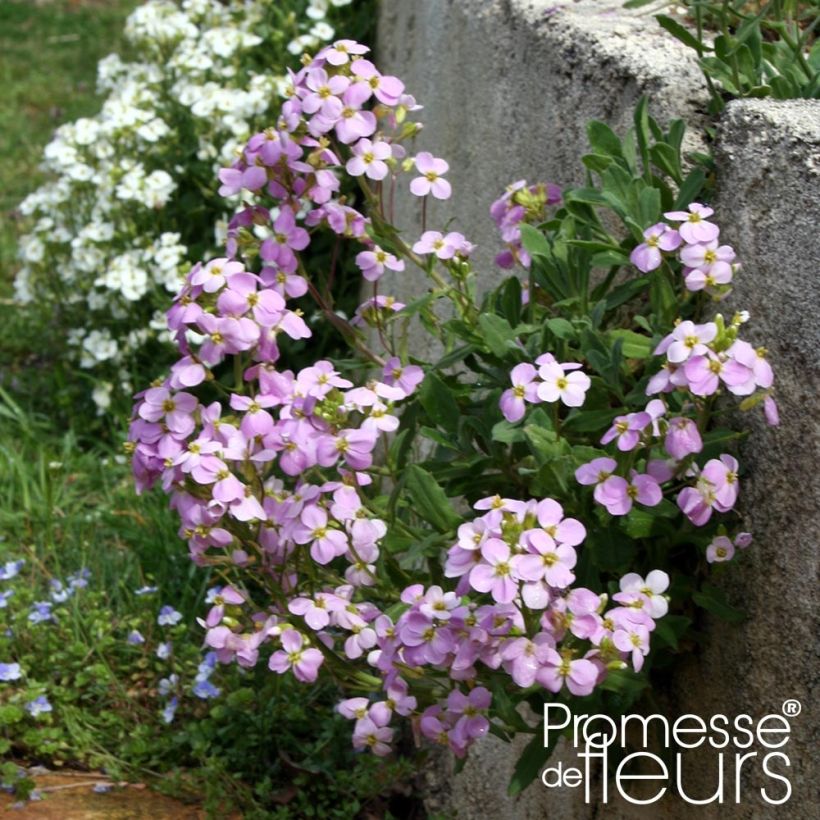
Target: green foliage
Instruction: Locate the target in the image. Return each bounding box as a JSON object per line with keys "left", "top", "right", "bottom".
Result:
{"left": 625, "top": 1, "right": 820, "bottom": 110}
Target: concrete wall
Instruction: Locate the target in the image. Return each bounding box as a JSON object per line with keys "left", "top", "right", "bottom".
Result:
{"left": 376, "top": 1, "right": 820, "bottom": 817}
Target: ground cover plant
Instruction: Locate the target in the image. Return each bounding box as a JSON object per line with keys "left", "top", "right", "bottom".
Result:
{"left": 125, "top": 39, "right": 780, "bottom": 795}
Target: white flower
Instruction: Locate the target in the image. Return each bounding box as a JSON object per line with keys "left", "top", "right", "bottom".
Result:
{"left": 92, "top": 382, "right": 113, "bottom": 412}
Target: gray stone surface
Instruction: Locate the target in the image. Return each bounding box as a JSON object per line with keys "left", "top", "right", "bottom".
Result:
{"left": 377, "top": 0, "right": 707, "bottom": 296}
{"left": 376, "top": 2, "right": 820, "bottom": 818}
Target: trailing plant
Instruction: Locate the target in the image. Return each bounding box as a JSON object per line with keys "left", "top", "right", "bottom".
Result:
{"left": 126, "top": 41, "right": 779, "bottom": 795}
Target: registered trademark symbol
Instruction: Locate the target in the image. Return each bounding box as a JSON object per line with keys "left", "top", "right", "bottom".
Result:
{"left": 782, "top": 699, "right": 801, "bottom": 717}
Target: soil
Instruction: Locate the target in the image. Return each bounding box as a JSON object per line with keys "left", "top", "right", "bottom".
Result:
{"left": 0, "top": 771, "right": 208, "bottom": 819}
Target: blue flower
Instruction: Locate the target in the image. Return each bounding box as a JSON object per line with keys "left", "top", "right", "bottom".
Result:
{"left": 161, "top": 697, "right": 178, "bottom": 724}
{"left": 204, "top": 586, "right": 223, "bottom": 604}
{"left": 158, "top": 674, "right": 179, "bottom": 696}
{"left": 157, "top": 605, "right": 183, "bottom": 626}
{"left": 135, "top": 585, "right": 158, "bottom": 596}
{"left": 192, "top": 679, "right": 221, "bottom": 700}
{"left": 28, "top": 601, "right": 55, "bottom": 624}
{"left": 156, "top": 642, "right": 172, "bottom": 660}
{"left": 50, "top": 580, "right": 72, "bottom": 603}
{"left": 25, "top": 696, "right": 52, "bottom": 717}
{"left": 92, "top": 783, "right": 111, "bottom": 794}
{"left": 0, "top": 589, "right": 13, "bottom": 609}
{"left": 126, "top": 630, "right": 145, "bottom": 645}
{"left": 0, "top": 662, "right": 22, "bottom": 682}
{"left": 0, "top": 560, "right": 24, "bottom": 581}
{"left": 68, "top": 569, "right": 90, "bottom": 589}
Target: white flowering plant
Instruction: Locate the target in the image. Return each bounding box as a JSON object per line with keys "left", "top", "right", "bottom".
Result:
{"left": 12, "top": 0, "right": 365, "bottom": 419}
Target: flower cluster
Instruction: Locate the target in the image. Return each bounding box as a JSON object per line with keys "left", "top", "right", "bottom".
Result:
{"left": 500, "top": 354, "right": 591, "bottom": 421}
{"left": 630, "top": 203, "right": 738, "bottom": 297}
{"left": 121, "top": 39, "right": 690, "bottom": 766}
{"left": 13, "top": 0, "right": 355, "bottom": 414}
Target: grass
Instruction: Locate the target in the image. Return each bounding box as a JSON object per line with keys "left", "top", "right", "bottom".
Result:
{"left": 0, "top": 0, "right": 137, "bottom": 278}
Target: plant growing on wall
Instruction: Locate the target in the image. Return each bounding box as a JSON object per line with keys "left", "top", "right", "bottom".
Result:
{"left": 125, "top": 41, "right": 778, "bottom": 792}
{"left": 626, "top": 0, "right": 819, "bottom": 110}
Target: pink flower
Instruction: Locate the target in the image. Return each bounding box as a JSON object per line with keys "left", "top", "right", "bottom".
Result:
{"left": 301, "top": 68, "right": 349, "bottom": 117}
{"left": 500, "top": 363, "right": 539, "bottom": 422}
{"left": 293, "top": 506, "right": 349, "bottom": 565}
{"left": 412, "top": 230, "right": 465, "bottom": 260}
{"left": 346, "top": 138, "right": 392, "bottom": 181}
{"left": 350, "top": 59, "right": 405, "bottom": 105}
{"left": 500, "top": 634, "right": 555, "bottom": 687}
{"left": 469, "top": 539, "right": 520, "bottom": 604}
{"left": 600, "top": 412, "right": 651, "bottom": 452}
{"left": 410, "top": 152, "right": 451, "bottom": 200}
{"left": 683, "top": 352, "right": 752, "bottom": 397}
{"left": 447, "top": 687, "right": 491, "bottom": 745}
{"left": 259, "top": 208, "right": 310, "bottom": 271}
{"left": 268, "top": 630, "right": 324, "bottom": 683}
{"left": 355, "top": 246, "right": 405, "bottom": 282}
{"left": 618, "top": 570, "right": 669, "bottom": 618}
{"left": 323, "top": 39, "right": 369, "bottom": 66}
{"left": 596, "top": 472, "right": 662, "bottom": 516}
{"left": 664, "top": 417, "right": 703, "bottom": 459}
{"left": 535, "top": 498, "right": 586, "bottom": 546}
{"left": 516, "top": 530, "right": 576, "bottom": 589}
{"left": 536, "top": 361, "right": 590, "bottom": 407}
{"left": 764, "top": 396, "right": 780, "bottom": 427}
{"left": 613, "top": 623, "right": 651, "bottom": 671}
{"left": 536, "top": 649, "right": 598, "bottom": 696}
{"left": 706, "top": 536, "right": 735, "bottom": 563}
{"left": 630, "top": 223, "right": 681, "bottom": 272}
{"left": 288, "top": 592, "right": 344, "bottom": 630}
{"left": 382, "top": 357, "right": 424, "bottom": 397}
{"left": 352, "top": 717, "right": 394, "bottom": 756}
{"left": 217, "top": 165, "right": 267, "bottom": 197}
{"left": 659, "top": 321, "right": 718, "bottom": 364}
{"left": 680, "top": 240, "right": 735, "bottom": 276}
{"left": 664, "top": 203, "right": 720, "bottom": 244}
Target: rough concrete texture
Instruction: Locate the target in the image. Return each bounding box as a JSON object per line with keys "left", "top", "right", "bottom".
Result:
{"left": 377, "top": 0, "right": 708, "bottom": 298}
{"left": 376, "top": 2, "right": 820, "bottom": 819}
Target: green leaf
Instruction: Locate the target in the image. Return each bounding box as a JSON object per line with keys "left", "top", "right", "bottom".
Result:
{"left": 499, "top": 276, "right": 523, "bottom": 327}
{"left": 674, "top": 168, "right": 707, "bottom": 210}
{"left": 0, "top": 705, "right": 24, "bottom": 726}
{"left": 604, "top": 276, "right": 650, "bottom": 309}
{"left": 523, "top": 424, "right": 568, "bottom": 466}
{"left": 587, "top": 120, "right": 623, "bottom": 158}
{"left": 491, "top": 420, "right": 526, "bottom": 444}
{"left": 404, "top": 465, "right": 461, "bottom": 533}
{"left": 419, "top": 372, "right": 461, "bottom": 432}
{"left": 652, "top": 615, "right": 692, "bottom": 650}
{"left": 546, "top": 317, "right": 575, "bottom": 340}
{"left": 508, "top": 728, "right": 561, "bottom": 797}
{"left": 419, "top": 426, "right": 460, "bottom": 451}
{"left": 656, "top": 14, "right": 703, "bottom": 52}
{"left": 477, "top": 314, "right": 518, "bottom": 359}
{"left": 637, "top": 186, "right": 661, "bottom": 228}
{"left": 692, "top": 584, "right": 746, "bottom": 624}
{"left": 562, "top": 408, "right": 621, "bottom": 434}
{"left": 607, "top": 329, "right": 652, "bottom": 359}
{"left": 519, "top": 223, "right": 550, "bottom": 260}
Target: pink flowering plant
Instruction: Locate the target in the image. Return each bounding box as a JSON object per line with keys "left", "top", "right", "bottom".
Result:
{"left": 127, "top": 46, "right": 777, "bottom": 792}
